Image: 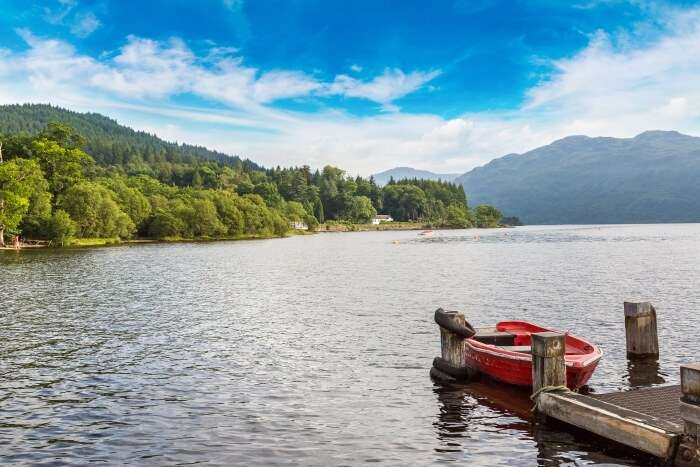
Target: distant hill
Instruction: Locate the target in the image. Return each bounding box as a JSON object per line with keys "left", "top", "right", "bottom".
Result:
{"left": 0, "top": 103, "right": 260, "bottom": 170}
{"left": 456, "top": 131, "right": 700, "bottom": 224}
{"left": 372, "top": 167, "right": 461, "bottom": 185}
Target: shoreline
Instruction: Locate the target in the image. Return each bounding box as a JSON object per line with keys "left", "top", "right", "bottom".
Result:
{"left": 1, "top": 223, "right": 507, "bottom": 251}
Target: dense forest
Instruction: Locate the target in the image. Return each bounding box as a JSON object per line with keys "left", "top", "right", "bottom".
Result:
{"left": 0, "top": 104, "right": 501, "bottom": 246}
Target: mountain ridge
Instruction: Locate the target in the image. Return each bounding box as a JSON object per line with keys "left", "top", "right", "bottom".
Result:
{"left": 456, "top": 130, "right": 700, "bottom": 224}
{"left": 371, "top": 166, "right": 461, "bottom": 185}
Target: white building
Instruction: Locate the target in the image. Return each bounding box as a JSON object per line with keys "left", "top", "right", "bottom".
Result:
{"left": 371, "top": 214, "right": 394, "bottom": 225}
{"left": 290, "top": 221, "right": 308, "bottom": 230}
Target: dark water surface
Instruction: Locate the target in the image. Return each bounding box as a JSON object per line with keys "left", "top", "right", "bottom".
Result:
{"left": 2, "top": 224, "right": 699, "bottom": 465}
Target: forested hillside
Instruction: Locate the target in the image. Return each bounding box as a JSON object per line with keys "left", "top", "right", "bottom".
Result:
{"left": 0, "top": 104, "right": 259, "bottom": 170}
{"left": 458, "top": 131, "right": 700, "bottom": 224}
{"left": 0, "top": 104, "right": 499, "bottom": 246}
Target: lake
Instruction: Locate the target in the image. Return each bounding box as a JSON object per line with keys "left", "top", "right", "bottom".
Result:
{"left": 2, "top": 224, "right": 699, "bottom": 465}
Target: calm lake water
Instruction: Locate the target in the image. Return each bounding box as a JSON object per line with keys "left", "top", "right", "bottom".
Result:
{"left": 2, "top": 224, "right": 700, "bottom": 466}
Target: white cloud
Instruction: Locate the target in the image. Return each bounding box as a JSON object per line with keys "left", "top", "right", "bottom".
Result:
{"left": 4, "top": 6, "right": 700, "bottom": 175}
{"left": 350, "top": 64, "right": 363, "bottom": 72}
{"left": 3, "top": 32, "right": 435, "bottom": 112}
{"left": 252, "top": 70, "right": 322, "bottom": 103}
{"left": 327, "top": 68, "right": 441, "bottom": 110}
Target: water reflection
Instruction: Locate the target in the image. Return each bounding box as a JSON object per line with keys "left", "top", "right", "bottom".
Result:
{"left": 433, "top": 380, "right": 661, "bottom": 465}
{"left": 625, "top": 357, "right": 667, "bottom": 388}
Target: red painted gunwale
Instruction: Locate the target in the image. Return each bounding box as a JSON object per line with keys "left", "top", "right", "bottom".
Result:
{"left": 464, "top": 320, "right": 602, "bottom": 390}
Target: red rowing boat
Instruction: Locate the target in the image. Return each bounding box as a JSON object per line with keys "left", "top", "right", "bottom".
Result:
{"left": 466, "top": 321, "right": 602, "bottom": 389}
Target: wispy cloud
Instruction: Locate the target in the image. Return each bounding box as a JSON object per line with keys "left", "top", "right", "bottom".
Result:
{"left": 42, "top": 0, "right": 102, "bottom": 38}
{"left": 327, "top": 69, "right": 441, "bottom": 111}
{"left": 70, "top": 12, "right": 101, "bottom": 38}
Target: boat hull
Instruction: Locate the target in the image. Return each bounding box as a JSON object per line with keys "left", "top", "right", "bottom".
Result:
{"left": 464, "top": 321, "right": 602, "bottom": 390}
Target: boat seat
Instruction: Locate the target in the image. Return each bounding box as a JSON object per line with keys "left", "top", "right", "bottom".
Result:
{"left": 473, "top": 327, "right": 516, "bottom": 346}
{"left": 498, "top": 345, "right": 532, "bottom": 353}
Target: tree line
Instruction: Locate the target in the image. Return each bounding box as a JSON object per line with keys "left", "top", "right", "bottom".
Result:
{"left": 0, "top": 121, "right": 501, "bottom": 247}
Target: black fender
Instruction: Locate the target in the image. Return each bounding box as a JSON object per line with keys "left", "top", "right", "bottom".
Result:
{"left": 434, "top": 308, "right": 476, "bottom": 338}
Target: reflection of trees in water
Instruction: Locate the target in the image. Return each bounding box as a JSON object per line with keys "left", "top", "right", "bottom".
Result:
{"left": 625, "top": 357, "right": 666, "bottom": 388}
{"left": 432, "top": 380, "right": 658, "bottom": 465}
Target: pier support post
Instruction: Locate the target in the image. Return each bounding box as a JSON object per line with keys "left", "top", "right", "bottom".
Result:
{"left": 677, "top": 364, "right": 700, "bottom": 466}
{"left": 531, "top": 332, "right": 566, "bottom": 395}
{"left": 430, "top": 308, "right": 474, "bottom": 383}
{"left": 624, "top": 302, "right": 659, "bottom": 358}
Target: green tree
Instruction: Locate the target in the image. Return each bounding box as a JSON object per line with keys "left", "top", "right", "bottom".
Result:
{"left": 45, "top": 209, "right": 77, "bottom": 245}
{"left": 347, "top": 195, "right": 377, "bottom": 223}
{"left": 210, "top": 191, "right": 245, "bottom": 236}
{"left": 30, "top": 138, "right": 93, "bottom": 197}
{"left": 40, "top": 121, "right": 87, "bottom": 150}
{"left": 444, "top": 204, "right": 473, "bottom": 228}
{"left": 175, "top": 197, "right": 227, "bottom": 238}
{"left": 475, "top": 204, "right": 502, "bottom": 228}
{"left": 58, "top": 182, "right": 135, "bottom": 238}
{"left": 147, "top": 208, "right": 185, "bottom": 239}
{"left": 382, "top": 184, "right": 427, "bottom": 221}
{"left": 284, "top": 201, "right": 307, "bottom": 222}
{"left": 100, "top": 177, "right": 152, "bottom": 231}
{"left": 0, "top": 158, "right": 47, "bottom": 246}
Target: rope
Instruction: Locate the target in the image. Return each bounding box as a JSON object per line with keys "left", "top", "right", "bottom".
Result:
{"left": 530, "top": 385, "right": 570, "bottom": 412}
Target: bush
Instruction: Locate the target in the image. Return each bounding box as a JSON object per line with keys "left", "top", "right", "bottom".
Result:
{"left": 46, "top": 209, "right": 77, "bottom": 246}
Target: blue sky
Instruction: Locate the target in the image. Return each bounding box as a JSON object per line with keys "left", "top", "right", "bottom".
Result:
{"left": 1, "top": 0, "right": 700, "bottom": 173}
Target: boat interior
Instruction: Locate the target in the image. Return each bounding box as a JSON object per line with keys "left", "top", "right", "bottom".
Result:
{"left": 472, "top": 325, "right": 591, "bottom": 355}
{"left": 473, "top": 327, "right": 533, "bottom": 353}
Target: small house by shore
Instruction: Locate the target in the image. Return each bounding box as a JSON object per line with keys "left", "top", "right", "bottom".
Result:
{"left": 290, "top": 221, "right": 308, "bottom": 230}
{"left": 371, "top": 215, "right": 394, "bottom": 225}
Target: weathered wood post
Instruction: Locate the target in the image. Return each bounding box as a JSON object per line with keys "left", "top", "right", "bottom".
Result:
{"left": 531, "top": 332, "right": 566, "bottom": 395}
{"left": 624, "top": 302, "right": 659, "bottom": 358}
{"left": 430, "top": 308, "right": 475, "bottom": 383}
{"left": 677, "top": 364, "right": 700, "bottom": 466}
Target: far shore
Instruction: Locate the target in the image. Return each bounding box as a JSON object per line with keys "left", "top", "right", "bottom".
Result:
{"left": 1, "top": 222, "right": 510, "bottom": 251}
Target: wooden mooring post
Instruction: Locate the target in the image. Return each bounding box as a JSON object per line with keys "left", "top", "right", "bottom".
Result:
{"left": 625, "top": 301, "right": 659, "bottom": 358}
{"left": 430, "top": 308, "right": 475, "bottom": 383}
{"left": 531, "top": 332, "right": 566, "bottom": 394}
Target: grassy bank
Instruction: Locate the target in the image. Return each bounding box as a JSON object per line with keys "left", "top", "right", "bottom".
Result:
{"left": 62, "top": 229, "right": 315, "bottom": 248}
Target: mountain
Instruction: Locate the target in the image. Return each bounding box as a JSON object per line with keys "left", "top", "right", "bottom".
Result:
{"left": 0, "top": 103, "right": 260, "bottom": 170}
{"left": 456, "top": 131, "right": 700, "bottom": 224}
{"left": 372, "top": 167, "right": 461, "bottom": 185}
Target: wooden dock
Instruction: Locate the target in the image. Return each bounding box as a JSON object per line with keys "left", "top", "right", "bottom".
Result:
{"left": 536, "top": 385, "right": 683, "bottom": 461}
{"left": 431, "top": 302, "right": 700, "bottom": 466}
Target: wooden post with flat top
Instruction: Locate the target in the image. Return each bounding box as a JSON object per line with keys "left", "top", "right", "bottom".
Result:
{"left": 440, "top": 311, "right": 466, "bottom": 367}
{"left": 677, "top": 364, "right": 700, "bottom": 466}
{"left": 624, "top": 302, "right": 659, "bottom": 358}
{"left": 531, "top": 332, "right": 566, "bottom": 395}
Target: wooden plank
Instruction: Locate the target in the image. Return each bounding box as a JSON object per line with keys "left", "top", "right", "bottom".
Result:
{"left": 537, "top": 392, "right": 680, "bottom": 460}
